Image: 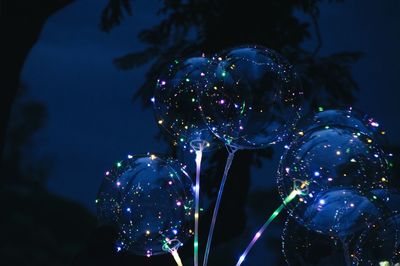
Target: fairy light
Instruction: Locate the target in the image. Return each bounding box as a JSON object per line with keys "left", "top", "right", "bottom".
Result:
{"left": 235, "top": 185, "right": 306, "bottom": 266}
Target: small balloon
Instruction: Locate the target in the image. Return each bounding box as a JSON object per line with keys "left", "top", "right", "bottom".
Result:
{"left": 153, "top": 56, "right": 218, "bottom": 151}
{"left": 277, "top": 126, "right": 389, "bottom": 238}
{"left": 96, "top": 154, "right": 194, "bottom": 256}
{"left": 199, "top": 45, "right": 304, "bottom": 149}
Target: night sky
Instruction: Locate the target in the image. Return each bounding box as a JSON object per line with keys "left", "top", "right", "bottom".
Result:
{"left": 12, "top": 0, "right": 400, "bottom": 264}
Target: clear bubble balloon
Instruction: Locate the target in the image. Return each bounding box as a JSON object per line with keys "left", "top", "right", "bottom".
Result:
{"left": 353, "top": 214, "right": 400, "bottom": 265}
{"left": 277, "top": 127, "right": 389, "bottom": 238}
{"left": 299, "top": 108, "right": 387, "bottom": 143}
{"left": 96, "top": 154, "right": 194, "bottom": 256}
{"left": 153, "top": 56, "right": 218, "bottom": 151}
{"left": 282, "top": 218, "right": 348, "bottom": 266}
{"left": 199, "top": 45, "right": 304, "bottom": 149}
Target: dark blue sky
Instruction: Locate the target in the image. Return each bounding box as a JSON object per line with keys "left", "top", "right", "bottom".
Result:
{"left": 17, "top": 1, "right": 400, "bottom": 264}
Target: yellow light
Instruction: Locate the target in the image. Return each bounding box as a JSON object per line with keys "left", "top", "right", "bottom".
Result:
{"left": 367, "top": 138, "right": 373, "bottom": 143}
{"left": 158, "top": 120, "right": 163, "bottom": 125}
{"left": 298, "top": 131, "right": 304, "bottom": 136}
{"left": 146, "top": 230, "right": 150, "bottom": 235}
{"left": 150, "top": 154, "right": 157, "bottom": 160}
{"left": 194, "top": 213, "right": 199, "bottom": 219}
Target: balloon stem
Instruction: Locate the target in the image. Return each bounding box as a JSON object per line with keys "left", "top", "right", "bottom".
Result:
{"left": 193, "top": 142, "right": 204, "bottom": 266}
{"left": 235, "top": 190, "right": 298, "bottom": 266}
{"left": 170, "top": 249, "right": 184, "bottom": 266}
{"left": 203, "top": 145, "right": 237, "bottom": 266}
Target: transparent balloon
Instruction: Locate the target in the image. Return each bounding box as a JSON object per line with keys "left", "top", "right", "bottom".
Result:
{"left": 153, "top": 56, "right": 218, "bottom": 151}
{"left": 199, "top": 45, "right": 304, "bottom": 149}
{"left": 96, "top": 154, "right": 194, "bottom": 257}
{"left": 352, "top": 214, "right": 400, "bottom": 265}
{"left": 282, "top": 218, "right": 348, "bottom": 266}
{"left": 299, "top": 108, "right": 387, "bottom": 144}
{"left": 277, "top": 126, "right": 389, "bottom": 238}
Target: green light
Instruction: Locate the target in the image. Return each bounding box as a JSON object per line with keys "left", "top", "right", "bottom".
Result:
{"left": 240, "top": 101, "right": 246, "bottom": 114}
{"left": 117, "top": 162, "right": 122, "bottom": 167}
{"left": 174, "top": 60, "right": 179, "bottom": 64}
{"left": 180, "top": 138, "right": 184, "bottom": 142}
{"left": 200, "top": 208, "right": 204, "bottom": 212}
{"left": 318, "top": 106, "right": 324, "bottom": 112}
{"left": 221, "top": 71, "right": 226, "bottom": 77}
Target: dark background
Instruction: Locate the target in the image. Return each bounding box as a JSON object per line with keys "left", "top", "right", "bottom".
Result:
{"left": 1, "top": 0, "right": 399, "bottom": 265}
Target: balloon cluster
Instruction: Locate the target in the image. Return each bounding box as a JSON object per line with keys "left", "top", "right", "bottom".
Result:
{"left": 95, "top": 45, "right": 398, "bottom": 266}
{"left": 279, "top": 109, "right": 399, "bottom": 265}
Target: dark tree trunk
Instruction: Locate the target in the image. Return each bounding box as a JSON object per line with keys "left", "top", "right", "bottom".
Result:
{"left": 1, "top": 0, "right": 73, "bottom": 164}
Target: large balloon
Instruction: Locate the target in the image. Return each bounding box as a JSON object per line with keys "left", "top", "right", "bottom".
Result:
{"left": 199, "top": 45, "right": 304, "bottom": 149}
{"left": 277, "top": 126, "right": 389, "bottom": 238}
{"left": 96, "top": 154, "right": 194, "bottom": 256}
{"left": 153, "top": 56, "right": 218, "bottom": 151}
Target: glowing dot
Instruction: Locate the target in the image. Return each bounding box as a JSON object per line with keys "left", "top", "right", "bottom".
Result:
{"left": 221, "top": 71, "right": 226, "bottom": 77}
{"left": 195, "top": 213, "right": 199, "bottom": 219}
{"left": 255, "top": 232, "right": 261, "bottom": 239}
{"left": 116, "top": 181, "right": 121, "bottom": 186}
{"left": 168, "top": 181, "right": 173, "bottom": 185}
{"left": 314, "top": 171, "right": 320, "bottom": 177}
{"left": 350, "top": 158, "right": 357, "bottom": 163}
{"left": 318, "top": 106, "right": 324, "bottom": 112}
{"left": 336, "top": 151, "right": 341, "bottom": 155}
{"left": 350, "top": 203, "right": 355, "bottom": 207}
{"left": 328, "top": 177, "right": 333, "bottom": 181}
{"left": 95, "top": 199, "right": 99, "bottom": 203}
{"left": 126, "top": 207, "right": 131, "bottom": 212}
{"left": 239, "top": 126, "right": 244, "bottom": 130}
{"left": 374, "top": 154, "right": 379, "bottom": 158}
{"left": 116, "top": 246, "right": 122, "bottom": 252}
{"left": 319, "top": 199, "right": 326, "bottom": 205}
{"left": 194, "top": 242, "right": 198, "bottom": 247}
{"left": 382, "top": 177, "right": 387, "bottom": 182}
{"left": 298, "top": 131, "right": 304, "bottom": 136}
{"left": 150, "top": 154, "right": 157, "bottom": 160}
{"left": 158, "top": 120, "right": 163, "bottom": 125}
{"left": 176, "top": 201, "right": 182, "bottom": 206}
{"left": 381, "top": 131, "right": 386, "bottom": 135}
{"left": 180, "top": 138, "right": 184, "bottom": 142}
{"left": 117, "top": 162, "right": 122, "bottom": 167}
{"left": 200, "top": 72, "right": 205, "bottom": 77}
{"left": 146, "top": 230, "right": 150, "bottom": 235}
{"left": 105, "top": 171, "right": 110, "bottom": 176}
{"left": 185, "top": 78, "right": 190, "bottom": 82}
{"left": 127, "top": 154, "right": 133, "bottom": 159}
{"left": 219, "top": 99, "right": 225, "bottom": 104}
{"left": 172, "top": 229, "right": 178, "bottom": 235}
{"left": 161, "top": 80, "right": 166, "bottom": 85}
{"left": 284, "top": 145, "right": 289, "bottom": 149}
{"left": 370, "top": 121, "right": 379, "bottom": 127}
{"left": 150, "top": 97, "right": 155, "bottom": 103}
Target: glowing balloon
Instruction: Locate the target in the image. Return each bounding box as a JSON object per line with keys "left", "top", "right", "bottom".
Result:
{"left": 199, "top": 45, "right": 304, "bottom": 149}
{"left": 277, "top": 126, "right": 389, "bottom": 238}
{"left": 96, "top": 154, "right": 194, "bottom": 257}
{"left": 353, "top": 214, "right": 400, "bottom": 265}
{"left": 299, "top": 108, "right": 387, "bottom": 143}
{"left": 153, "top": 56, "right": 218, "bottom": 151}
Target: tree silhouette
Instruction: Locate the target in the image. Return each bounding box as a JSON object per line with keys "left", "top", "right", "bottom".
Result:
{"left": 95, "top": 0, "right": 363, "bottom": 265}
{"left": 1, "top": 0, "right": 73, "bottom": 160}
